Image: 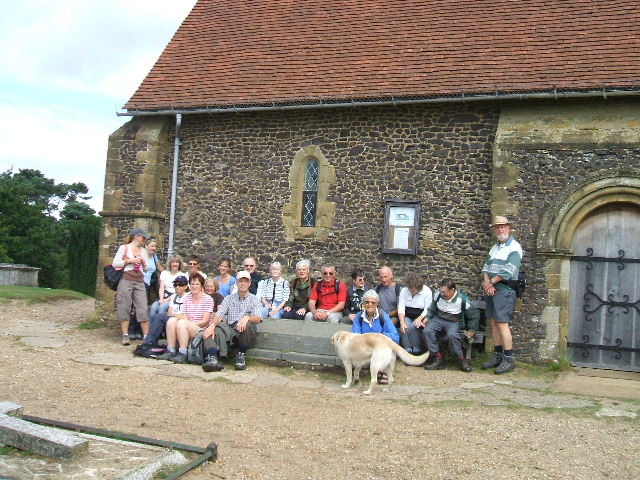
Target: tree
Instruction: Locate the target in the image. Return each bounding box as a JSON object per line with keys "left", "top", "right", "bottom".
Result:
{"left": 0, "top": 168, "right": 95, "bottom": 289}
{"left": 67, "top": 215, "right": 101, "bottom": 296}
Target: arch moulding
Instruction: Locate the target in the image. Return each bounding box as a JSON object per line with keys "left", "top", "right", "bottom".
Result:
{"left": 535, "top": 168, "right": 640, "bottom": 359}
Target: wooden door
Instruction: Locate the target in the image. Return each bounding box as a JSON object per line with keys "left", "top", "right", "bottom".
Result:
{"left": 568, "top": 203, "right": 640, "bottom": 372}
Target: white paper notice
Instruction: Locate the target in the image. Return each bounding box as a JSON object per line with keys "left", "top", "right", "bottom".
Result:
{"left": 389, "top": 207, "right": 415, "bottom": 226}
{"left": 394, "top": 227, "right": 410, "bottom": 249}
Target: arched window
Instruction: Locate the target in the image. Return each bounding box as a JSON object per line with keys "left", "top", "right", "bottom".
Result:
{"left": 301, "top": 157, "right": 319, "bottom": 227}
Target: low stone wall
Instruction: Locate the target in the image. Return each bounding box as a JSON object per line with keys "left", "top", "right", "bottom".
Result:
{"left": 0, "top": 264, "right": 40, "bottom": 287}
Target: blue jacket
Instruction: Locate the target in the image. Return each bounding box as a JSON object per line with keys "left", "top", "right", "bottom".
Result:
{"left": 351, "top": 309, "right": 399, "bottom": 343}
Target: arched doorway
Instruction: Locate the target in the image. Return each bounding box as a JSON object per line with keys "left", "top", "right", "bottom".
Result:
{"left": 568, "top": 203, "right": 640, "bottom": 372}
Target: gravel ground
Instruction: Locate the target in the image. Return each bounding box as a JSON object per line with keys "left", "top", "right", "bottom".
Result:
{"left": 1, "top": 298, "right": 639, "bottom": 480}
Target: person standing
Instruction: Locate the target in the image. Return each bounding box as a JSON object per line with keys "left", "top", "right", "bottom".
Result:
{"left": 481, "top": 216, "right": 523, "bottom": 374}
{"left": 112, "top": 228, "right": 149, "bottom": 345}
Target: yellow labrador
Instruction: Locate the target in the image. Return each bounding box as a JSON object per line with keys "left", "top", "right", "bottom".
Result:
{"left": 330, "top": 331, "right": 429, "bottom": 394}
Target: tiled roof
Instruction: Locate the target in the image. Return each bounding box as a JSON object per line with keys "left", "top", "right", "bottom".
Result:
{"left": 125, "top": 0, "right": 640, "bottom": 111}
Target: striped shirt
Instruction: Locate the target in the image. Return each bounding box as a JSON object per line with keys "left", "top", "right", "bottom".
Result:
{"left": 258, "top": 277, "right": 291, "bottom": 304}
{"left": 182, "top": 293, "right": 214, "bottom": 323}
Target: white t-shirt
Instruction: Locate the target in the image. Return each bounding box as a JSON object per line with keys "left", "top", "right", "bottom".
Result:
{"left": 159, "top": 270, "right": 186, "bottom": 297}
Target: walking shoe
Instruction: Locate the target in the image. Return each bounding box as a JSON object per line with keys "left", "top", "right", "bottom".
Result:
{"left": 494, "top": 355, "right": 515, "bottom": 374}
{"left": 172, "top": 353, "right": 189, "bottom": 364}
{"left": 121, "top": 334, "right": 130, "bottom": 346}
{"left": 234, "top": 352, "right": 246, "bottom": 371}
{"left": 424, "top": 357, "right": 446, "bottom": 370}
{"left": 482, "top": 352, "right": 503, "bottom": 369}
{"left": 460, "top": 358, "right": 472, "bottom": 373}
{"left": 202, "top": 355, "right": 224, "bottom": 372}
{"left": 156, "top": 350, "right": 176, "bottom": 361}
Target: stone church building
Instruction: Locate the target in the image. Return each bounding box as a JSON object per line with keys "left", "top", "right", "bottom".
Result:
{"left": 97, "top": 0, "right": 640, "bottom": 370}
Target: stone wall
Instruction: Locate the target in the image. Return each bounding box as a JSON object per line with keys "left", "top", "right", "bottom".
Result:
{"left": 0, "top": 264, "right": 40, "bottom": 287}
{"left": 171, "top": 103, "right": 499, "bottom": 294}
{"left": 493, "top": 98, "right": 640, "bottom": 361}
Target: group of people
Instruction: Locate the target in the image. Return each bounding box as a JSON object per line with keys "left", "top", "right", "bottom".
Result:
{"left": 112, "top": 215, "right": 522, "bottom": 376}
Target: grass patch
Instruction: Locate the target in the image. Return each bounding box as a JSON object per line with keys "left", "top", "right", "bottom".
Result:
{"left": 77, "top": 320, "right": 106, "bottom": 330}
{"left": 211, "top": 376, "right": 233, "bottom": 384}
{"left": 548, "top": 354, "right": 572, "bottom": 372}
{"left": 0, "top": 445, "right": 31, "bottom": 456}
{"left": 0, "top": 286, "right": 90, "bottom": 303}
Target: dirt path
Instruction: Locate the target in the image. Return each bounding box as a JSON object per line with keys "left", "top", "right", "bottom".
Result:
{"left": 1, "top": 298, "right": 638, "bottom": 479}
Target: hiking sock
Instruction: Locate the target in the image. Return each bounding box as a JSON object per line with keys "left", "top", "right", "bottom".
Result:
{"left": 167, "top": 347, "right": 176, "bottom": 353}
{"left": 494, "top": 346, "right": 503, "bottom": 354}
{"left": 178, "top": 347, "right": 188, "bottom": 355}
{"left": 503, "top": 349, "right": 513, "bottom": 357}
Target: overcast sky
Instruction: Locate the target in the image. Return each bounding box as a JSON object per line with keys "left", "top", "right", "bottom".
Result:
{"left": 0, "top": 0, "right": 197, "bottom": 213}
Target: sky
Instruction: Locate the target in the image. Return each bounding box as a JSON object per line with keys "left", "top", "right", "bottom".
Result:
{"left": 0, "top": 0, "right": 197, "bottom": 213}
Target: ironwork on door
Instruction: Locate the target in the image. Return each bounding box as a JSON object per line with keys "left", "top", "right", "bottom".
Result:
{"left": 568, "top": 204, "right": 640, "bottom": 372}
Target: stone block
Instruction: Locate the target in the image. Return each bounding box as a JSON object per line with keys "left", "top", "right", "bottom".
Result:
{"left": 281, "top": 351, "right": 342, "bottom": 366}
{"left": 0, "top": 401, "right": 22, "bottom": 417}
{"left": 0, "top": 415, "right": 88, "bottom": 459}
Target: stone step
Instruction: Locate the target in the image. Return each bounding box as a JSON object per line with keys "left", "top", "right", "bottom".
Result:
{"left": 0, "top": 414, "right": 88, "bottom": 459}
{"left": 248, "top": 319, "right": 349, "bottom": 365}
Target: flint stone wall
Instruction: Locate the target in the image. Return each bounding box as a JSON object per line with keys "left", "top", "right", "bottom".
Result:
{"left": 172, "top": 103, "right": 498, "bottom": 294}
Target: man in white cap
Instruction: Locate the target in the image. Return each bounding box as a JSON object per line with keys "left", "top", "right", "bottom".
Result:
{"left": 201, "top": 270, "right": 262, "bottom": 371}
{"left": 481, "top": 216, "right": 523, "bottom": 374}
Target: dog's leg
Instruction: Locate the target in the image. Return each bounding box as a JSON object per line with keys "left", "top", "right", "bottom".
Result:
{"left": 353, "top": 364, "right": 362, "bottom": 385}
{"left": 341, "top": 361, "right": 353, "bottom": 389}
{"left": 363, "top": 359, "right": 379, "bottom": 395}
{"left": 385, "top": 356, "right": 397, "bottom": 392}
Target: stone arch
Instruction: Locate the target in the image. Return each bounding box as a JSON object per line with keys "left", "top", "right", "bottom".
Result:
{"left": 535, "top": 168, "right": 640, "bottom": 359}
{"left": 282, "top": 145, "right": 337, "bottom": 241}
{"left": 537, "top": 168, "right": 640, "bottom": 253}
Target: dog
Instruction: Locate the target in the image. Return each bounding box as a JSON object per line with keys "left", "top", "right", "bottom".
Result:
{"left": 330, "top": 331, "right": 429, "bottom": 394}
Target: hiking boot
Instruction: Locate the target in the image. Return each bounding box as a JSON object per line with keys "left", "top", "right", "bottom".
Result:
{"left": 157, "top": 350, "right": 176, "bottom": 361}
{"left": 121, "top": 334, "right": 130, "bottom": 346}
{"left": 460, "top": 358, "right": 472, "bottom": 373}
{"left": 202, "top": 355, "right": 224, "bottom": 372}
{"left": 235, "top": 352, "right": 246, "bottom": 371}
{"left": 482, "top": 352, "right": 503, "bottom": 369}
{"left": 172, "top": 353, "right": 189, "bottom": 364}
{"left": 494, "top": 355, "right": 515, "bottom": 374}
{"left": 424, "top": 357, "right": 446, "bottom": 370}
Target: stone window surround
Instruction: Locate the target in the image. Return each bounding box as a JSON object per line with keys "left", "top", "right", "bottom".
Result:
{"left": 536, "top": 169, "right": 640, "bottom": 359}
{"left": 282, "top": 145, "right": 337, "bottom": 241}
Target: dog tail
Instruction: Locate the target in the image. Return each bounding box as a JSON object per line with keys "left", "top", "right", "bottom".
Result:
{"left": 392, "top": 343, "right": 429, "bottom": 366}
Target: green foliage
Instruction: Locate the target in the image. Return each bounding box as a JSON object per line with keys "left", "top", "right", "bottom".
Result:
{"left": 67, "top": 215, "right": 101, "bottom": 296}
{"left": 0, "top": 286, "right": 89, "bottom": 302}
{"left": 0, "top": 168, "right": 99, "bottom": 292}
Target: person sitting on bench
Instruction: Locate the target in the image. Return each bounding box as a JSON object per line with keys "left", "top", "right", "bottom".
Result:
{"left": 422, "top": 278, "right": 479, "bottom": 373}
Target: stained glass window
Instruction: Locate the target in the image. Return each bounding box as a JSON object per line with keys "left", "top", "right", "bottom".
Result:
{"left": 301, "top": 157, "right": 319, "bottom": 227}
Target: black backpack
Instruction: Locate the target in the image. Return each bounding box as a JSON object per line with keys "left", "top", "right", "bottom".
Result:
{"left": 187, "top": 331, "right": 207, "bottom": 365}
{"left": 316, "top": 279, "right": 341, "bottom": 295}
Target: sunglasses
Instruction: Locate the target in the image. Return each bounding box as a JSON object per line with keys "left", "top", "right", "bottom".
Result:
{"left": 175, "top": 283, "right": 188, "bottom": 287}
{"left": 188, "top": 262, "right": 198, "bottom": 266}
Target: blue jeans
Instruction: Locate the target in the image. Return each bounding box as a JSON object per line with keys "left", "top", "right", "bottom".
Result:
{"left": 144, "top": 313, "right": 170, "bottom": 346}
{"left": 149, "top": 299, "right": 170, "bottom": 318}
{"left": 261, "top": 301, "right": 284, "bottom": 319}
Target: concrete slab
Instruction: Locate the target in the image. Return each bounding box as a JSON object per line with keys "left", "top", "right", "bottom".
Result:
{"left": 0, "top": 415, "right": 88, "bottom": 459}
{"left": 0, "top": 432, "right": 189, "bottom": 480}
{"left": 0, "top": 402, "right": 22, "bottom": 417}
{"left": 552, "top": 371, "right": 640, "bottom": 401}
{"left": 20, "top": 336, "right": 66, "bottom": 348}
